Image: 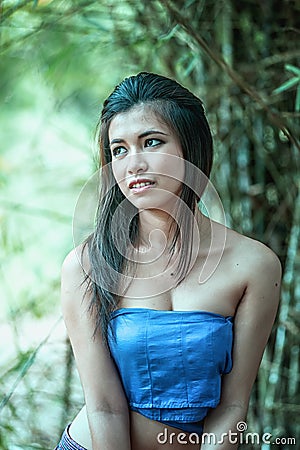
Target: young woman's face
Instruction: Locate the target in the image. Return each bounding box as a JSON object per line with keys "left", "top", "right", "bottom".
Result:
{"left": 109, "top": 105, "right": 185, "bottom": 211}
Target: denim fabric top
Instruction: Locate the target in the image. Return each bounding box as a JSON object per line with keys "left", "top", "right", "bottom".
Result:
{"left": 108, "top": 308, "right": 234, "bottom": 423}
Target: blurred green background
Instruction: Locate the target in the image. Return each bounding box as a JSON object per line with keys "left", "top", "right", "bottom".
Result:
{"left": 0, "top": 1, "right": 299, "bottom": 448}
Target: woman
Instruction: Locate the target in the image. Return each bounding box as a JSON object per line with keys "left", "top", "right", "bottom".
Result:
{"left": 55, "top": 72, "right": 281, "bottom": 450}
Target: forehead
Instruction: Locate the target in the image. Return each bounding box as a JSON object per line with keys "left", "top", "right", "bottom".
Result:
{"left": 108, "top": 104, "right": 172, "bottom": 140}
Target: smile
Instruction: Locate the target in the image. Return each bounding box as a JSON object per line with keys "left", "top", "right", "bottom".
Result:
{"left": 131, "top": 181, "right": 154, "bottom": 189}
{"left": 128, "top": 179, "right": 155, "bottom": 193}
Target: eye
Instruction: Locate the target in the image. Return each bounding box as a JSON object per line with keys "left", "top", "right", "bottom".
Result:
{"left": 144, "top": 138, "right": 162, "bottom": 148}
{"left": 112, "top": 146, "right": 127, "bottom": 158}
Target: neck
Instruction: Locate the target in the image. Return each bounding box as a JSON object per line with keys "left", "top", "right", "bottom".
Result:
{"left": 137, "top": 209, "right": 174, "bottom": 252}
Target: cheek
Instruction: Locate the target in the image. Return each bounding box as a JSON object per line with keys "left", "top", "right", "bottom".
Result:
{"left": 161, "top": 156, "right": 185, "bottom": 184}
{"left": 111, "top": 163, "right": 129, "bottom": 198}
{"left": 111, "top": 162, "right": 117, "bottom": 180}
{"left": 177, "top": 161, "right": 185, "bottom": 183}
{"left": 112, "top": 162, "right": 123, "bottom": 185}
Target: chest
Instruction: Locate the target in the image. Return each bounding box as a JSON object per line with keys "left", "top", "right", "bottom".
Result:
{"left": 118, "top": 251, "right": 245, "bottom": 317}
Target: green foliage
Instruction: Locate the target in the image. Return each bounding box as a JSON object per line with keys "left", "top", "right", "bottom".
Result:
{"left": 273, "top": 64, "right": 300, "bottom": 111}
{"left": 0, "top": 0, "right": 299, "bottom": 448}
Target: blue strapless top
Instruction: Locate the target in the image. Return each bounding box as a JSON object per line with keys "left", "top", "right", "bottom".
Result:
{"left": 108, "top": 308, "right": 234, "bottom": 424}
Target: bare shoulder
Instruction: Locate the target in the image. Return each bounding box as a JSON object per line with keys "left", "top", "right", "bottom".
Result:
{"left": 223, "top": 227, "right": 282, "bottom": 325}
{"left": 226, "top": 227, "right": 282, "bottom": 281}
{"left": 61, "top": 242, "right": 91, "bottom": 279}
{"left": 61, "top": 243, "right": 92, "bottom": 318}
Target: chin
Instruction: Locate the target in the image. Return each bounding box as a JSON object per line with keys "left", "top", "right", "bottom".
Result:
{"left": 131, "top": 197, "right": 179, "bottom": 214}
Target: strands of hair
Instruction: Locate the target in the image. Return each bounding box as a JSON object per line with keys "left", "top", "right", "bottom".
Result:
{"left": 81, "top": 72, "right": 213, "bottom": 342}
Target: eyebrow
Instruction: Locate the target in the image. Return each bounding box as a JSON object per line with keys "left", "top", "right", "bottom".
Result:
{"left": 110, "top": 130, "right": 168, "bottom": 146}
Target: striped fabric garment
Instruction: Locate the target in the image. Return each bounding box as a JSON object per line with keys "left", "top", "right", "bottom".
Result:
{"left": 55, "top": 424, "right": 87, "bottom": 450}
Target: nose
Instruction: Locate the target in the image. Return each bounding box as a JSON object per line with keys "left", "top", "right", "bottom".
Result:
{"left": 127, "top": 153, "right": 148, "bottom": 175}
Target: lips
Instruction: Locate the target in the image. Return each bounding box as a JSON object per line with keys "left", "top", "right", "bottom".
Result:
{"left": 128, "top": 178, "right": 155, "bottom": 189}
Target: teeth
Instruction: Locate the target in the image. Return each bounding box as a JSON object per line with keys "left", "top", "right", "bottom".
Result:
{"left": 131, "top": 181, "right": 153, "bottom": 189}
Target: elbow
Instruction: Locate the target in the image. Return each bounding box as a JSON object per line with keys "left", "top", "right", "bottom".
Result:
{"left": 86, "top": 400, "right": 129, "bottom": 417}
{"left": 220, "top": 396, "right": 250, "bottom": 414}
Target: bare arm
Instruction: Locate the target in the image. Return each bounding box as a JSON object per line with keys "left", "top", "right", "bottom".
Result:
{"left": 61, "top": 246, "right": 131, "bottom": 450}
{"left": 201, "top": 243, "right": 282, "bottom": 449}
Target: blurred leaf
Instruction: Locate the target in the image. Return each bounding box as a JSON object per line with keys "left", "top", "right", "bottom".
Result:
{"left": 272, "top": 76, "right": 300, "bottom": 95}
{"left": 285, "top": 64, "right": 300, "bottom": 77}
{"left": 296, "top": 86, "right": 300, "bottom": 112}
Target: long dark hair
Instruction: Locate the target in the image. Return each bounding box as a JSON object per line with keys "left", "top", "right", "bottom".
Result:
{"left": 81, "top": 72, "right": 213, "bottom": 341}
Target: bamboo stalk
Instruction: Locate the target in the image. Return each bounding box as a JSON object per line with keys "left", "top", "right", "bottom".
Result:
{"left": 265, "top": 187, "right": 300, "bottom": 408}
{"left": 160, "top": 0, "right": 300, "bottom": 151}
